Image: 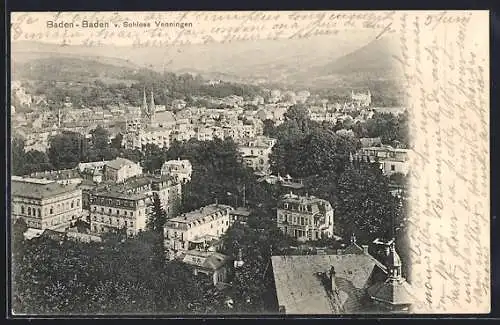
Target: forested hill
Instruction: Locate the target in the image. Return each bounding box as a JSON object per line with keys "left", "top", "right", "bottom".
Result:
{"left": 13, "top": 56, "right": 267, "bottom": 108}
{"left": 11, "top": 56, "right": 144, "bottom": 82}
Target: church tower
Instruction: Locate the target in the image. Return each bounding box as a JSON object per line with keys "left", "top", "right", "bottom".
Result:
{"left": 149, "top": 90, "right": 156, "bottom": 121}
{"left": 142, "top": 87, "right": 147, "bottom": 115}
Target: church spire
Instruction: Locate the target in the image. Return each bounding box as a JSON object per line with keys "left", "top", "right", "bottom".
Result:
{"left": 387, "top": 241, "right": 402, "bottom": 280}
{"left": 149, "top": 90, "right": 156, "bottom": 120}
{"left": 142, "top": 87, "right": 147, "bottom": 111}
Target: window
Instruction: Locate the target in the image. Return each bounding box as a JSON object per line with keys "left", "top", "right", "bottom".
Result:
{"left": 391, "top": 165, "right": 395, "bottom": 171}
{"left": 38, "top": 208, "right": 41, "bottom": 217}
{"left": 71, "top": 201, "right": 74, "bottom": 208}
{"left": 28, "top": 207, "right": 31, "bottom": 216}
{"left": 131, "top": 212, "right": 134, "bottom": 216}
{"left": 124, "top": 211, "right": 127, "bottom": 216}
{"left": 130, "top": 222, "right": 134, "bottom": 227}
{"left": 108, "top": 209, "right": 112, "bottom": 214}
{"left": 101, "top": 208, "right": 104, "bottom": 213}
{"left": 77, "top": 200, "right": 80, "bottom": 207}
{"left": 117, "top": 209, "right": 119, "bottom": 215}
{"left": 50, "top": 207, "right": 53, "bottom": 214}
{"left": 21, "top": 206, "right": 25, "bottom": 214}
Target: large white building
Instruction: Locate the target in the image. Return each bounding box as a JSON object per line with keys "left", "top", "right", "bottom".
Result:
{"left": 276, "top": 193, "right": 334, "bottom": 241}
{"left": 103, "top": 157, "right": 143, "bottom": 183}
{"left": 11, "top": 176, "right": 83, "bottom": 231}
{"left": 89, "top": 174, "right": 182, "bottom": 236}
{"left": 238, "top": 136, "right": 277, "bottom": 174}
{"left": 164, "top": 204, "right": 234, "bottom": 258}
{"left": 354, "top": 146, "right": 412, "bottom": 176}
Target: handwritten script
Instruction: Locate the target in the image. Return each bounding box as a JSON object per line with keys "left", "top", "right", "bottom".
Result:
{"left": 10, "top": 11, "right": 490, "bottom": 313}
{"left": 394, "top": 11, "right": 490, "bottom": 313}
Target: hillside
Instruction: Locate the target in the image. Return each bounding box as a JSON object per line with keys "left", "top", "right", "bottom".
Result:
{"left": 11, "top": 33, "right": 374, "bottom": 82}
{"left": 314, "top": 36, "right": 401, "bottom": 76}
{"left": 11, "top": 56, "right": 142, "bottom": 82}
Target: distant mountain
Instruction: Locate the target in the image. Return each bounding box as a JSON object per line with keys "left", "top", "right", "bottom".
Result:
{"left": 11, "top": 33, "right": 375, "bottom": 81}
{"left": 11, "top": 41, "right": 140, "bottom": 69}
{"left": 11, "top": 56, "right": 142, "bottom": 82}
{"left": 314, "top": 36, "right": 401, "bottom": 76}
{"left": 289, "top": 36, "right": 403, "bottom": 88}
{"left": 10, "top": 34, "right": 402, "bottom": 93}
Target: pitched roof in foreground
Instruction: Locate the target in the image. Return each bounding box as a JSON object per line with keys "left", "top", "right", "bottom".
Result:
{"left": 367, "top": 277, "right": 415, "bottom": 306}
{"left": 271, "top": 254, "right": 387, "bottom": 314}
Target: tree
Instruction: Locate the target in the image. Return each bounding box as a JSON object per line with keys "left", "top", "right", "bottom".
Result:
{"left": 336, "top": 163, "right": 402, "bottom": 243}
{"left": 270, "top": 126, "right": 359, "bottom": 178}
{"left": 24, "top": 150, "right": 53, "bottom": 174}
{"left": 47, "top": 131, "right": 86, "bottom": 169}
{"left": 147, "top": 194, "right": 167, "bottom": 233}
{"left": 142, "top": 144, "right": 165, "bottom": 174}
{"left": 283, "top": 104, "right": 310, "bottom": 132}
{"left": 161, "top": 138, "right": 254, "bottom": 212}
{"left": 262, "top": 119, "right": 276, "bottom": 137}
{"left": 90, "top": 126, "right": 110, "bottom": 150}
{"left": 111, "top": 133, "right": 124, "bottom": 150}
{"left": 11, "top": 137, "right": 26, "bottom": 176}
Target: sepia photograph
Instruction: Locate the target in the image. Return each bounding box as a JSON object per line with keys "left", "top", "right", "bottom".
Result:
{"left": 8, "top": 11, "right": 490, "bottom": 316}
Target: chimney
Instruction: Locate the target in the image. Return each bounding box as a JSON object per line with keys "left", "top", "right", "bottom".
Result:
{"left": 362, "top": 245, "right": 369, "bottom": 254}
{"left": 329, "top": 265, "right": 336, "bottom": 293}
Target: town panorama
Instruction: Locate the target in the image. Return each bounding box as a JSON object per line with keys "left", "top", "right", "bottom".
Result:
{"left": 11, "top": 36, "right": 413, "bottom": 315}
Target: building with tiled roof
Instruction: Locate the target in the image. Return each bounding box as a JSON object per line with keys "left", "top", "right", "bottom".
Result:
{"left": 88, "top": 174, "right": 182, "bottom": 236}
{"left": 277, "top": 193, "right": 334, "bottom": 241}
{"left": 11, "top": 176, "right": 83, "bottom": 231}
{"left": 271, "top": 239, "right": 415, "bottom": 314}
{"left": 28, "top": 168, "right": 83, "bottom": 185}
{"left": 103, "top": 157, "right": 143, "bottom": 183}
{"left": 237, "top": 136, "right": 276, "bottom": 174}
{"left": 180, "top": 250, "right": 231, "bottom": 285}
{"left": 353, "top": 146, "right": 412, "bottom": 177}
{"left": 164, "top": 204, "right": 234, "bottom": 258}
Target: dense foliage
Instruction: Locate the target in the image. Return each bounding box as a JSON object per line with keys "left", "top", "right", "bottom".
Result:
{"left": 11, "top": 137, "right": 53, "bottom": 176}
{"left": 19, "top": 60, "right": 266, "bottom": 109}
{"left": 12, "top": 218, "right": 227, "bottom": 315}
{"left": 267, "top": 105, "right": 407, "bottom": 246}
{"left": 269, "top": 104, "right": 360, "bottom": 178}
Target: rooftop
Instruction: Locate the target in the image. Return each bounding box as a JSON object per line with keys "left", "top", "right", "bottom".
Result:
{"left": 229, "top": 207, "right": 252, "bottom": 217}
{"left": 105, "top": 157, "right": 138, "bottom": 170}
{"left": 28, "top": 168, "right": 81, "bottom": 180}
{"left": 280, "top": 193, "right": 332, "bottom": 210}
{"left": 166, "top": 204, "right": 233, "bottom": 229}
{"left": 271, "top": 254, "right": 388, "bottom": 314}
{"left": 367, "top": 277, "right": 415, "bottom": 306}
{"left": 12, "top": 176, "right": 80, "bottom": 200}
{"left": 93, "top": 189, "right": 149, "bottom": 201}
{"left": 182, "top": 250, "right": 231, "bottom": 271}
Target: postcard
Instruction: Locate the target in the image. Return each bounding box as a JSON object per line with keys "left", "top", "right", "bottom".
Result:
{"left": 9, "top": 10, "right": 490, "bottom": 315}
